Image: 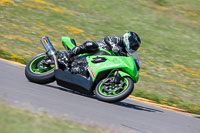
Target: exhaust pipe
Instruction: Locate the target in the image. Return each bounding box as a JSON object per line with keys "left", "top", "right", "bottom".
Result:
{"left": 40, "top": 36, "right": 59, "bottom": 69}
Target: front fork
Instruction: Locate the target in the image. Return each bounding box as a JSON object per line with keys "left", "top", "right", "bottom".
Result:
{"left": 40, "top": 36, "right": 59, "bottom": 69}
{"left": 113, "top": 71, "right": 122, "bottom": 84}
{"left": 103, "top": 70, "right": 122, "bottom": 85}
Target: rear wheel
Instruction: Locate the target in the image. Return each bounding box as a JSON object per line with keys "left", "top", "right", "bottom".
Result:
{"left": 25, "top": 53, "right": 55, "bottom": 84}
{"left": 95, "top": 76, "right": 134, "bottom": 103}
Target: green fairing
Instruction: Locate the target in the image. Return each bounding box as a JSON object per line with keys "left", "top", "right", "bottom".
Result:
{"left": 87, "top": 55, "right": 139, "bottom": 83}
{"left": 61, "top": 37, "right": 139, "bottom": 83}
{"left": 61, "top": 37, "right": 76, "bottom": 50}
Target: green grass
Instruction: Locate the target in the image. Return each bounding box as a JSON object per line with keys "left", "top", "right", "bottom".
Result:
{"left": 0, "top": 103, "right": 112, "bottom": 133}
{"left": 0, "top": 0, "right": 199, "bottom": 114}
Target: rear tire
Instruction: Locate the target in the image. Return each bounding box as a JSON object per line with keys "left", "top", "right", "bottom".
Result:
{"left": 95, "top": 77, "right": 134, "bottom": 103}
{"left": 25, "top": 53, "right": 55, "bottom": 84}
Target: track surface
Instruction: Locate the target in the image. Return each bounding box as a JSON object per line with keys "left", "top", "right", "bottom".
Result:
{"left": 0, "top": 60, "right": 200, "bottom": 133}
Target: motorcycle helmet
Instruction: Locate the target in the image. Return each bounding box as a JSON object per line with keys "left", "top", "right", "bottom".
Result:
{"left": 122, "top": 31, "right": 141, "bottom": 53}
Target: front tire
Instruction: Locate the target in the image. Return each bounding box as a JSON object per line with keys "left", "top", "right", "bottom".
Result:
{"left": 25, "top": 53, "right": 55, "bottom": 84}
{"left": 95, "top": 77, "right": 134, "bottom": 103}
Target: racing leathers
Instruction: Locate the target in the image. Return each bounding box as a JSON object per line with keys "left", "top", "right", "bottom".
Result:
{"left": 60, "top": 36, "right": 127, "bottom": 74}
{"left": 66, "top": 36, "right": 127, "bottom": 58}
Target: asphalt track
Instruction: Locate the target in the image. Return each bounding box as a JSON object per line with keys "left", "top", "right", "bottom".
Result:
{"left": 0, "top": 59, "right": 200, "bottom": 133}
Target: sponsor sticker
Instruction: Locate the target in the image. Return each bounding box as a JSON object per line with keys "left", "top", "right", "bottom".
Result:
{"left": 43, "top": 38, "right": 48, "bottom": 45}
{"left": 90, "top": 66, "right": 96, "bottom": 78}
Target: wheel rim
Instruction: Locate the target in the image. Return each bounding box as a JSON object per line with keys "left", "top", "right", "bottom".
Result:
{"left": 98, "top": 77, "right": 129, "bottom": 97}
{"left": 29, "top": 55, "right": 54, "bottom": 74}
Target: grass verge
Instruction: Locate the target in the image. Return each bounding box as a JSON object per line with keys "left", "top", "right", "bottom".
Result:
{"left": 0, "top": 103, "right": 113, "bottom": 133}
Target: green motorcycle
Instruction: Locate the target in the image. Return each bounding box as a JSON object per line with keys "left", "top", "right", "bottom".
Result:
{"left": 25, "top": 36, "right": 140, "bottom": 103}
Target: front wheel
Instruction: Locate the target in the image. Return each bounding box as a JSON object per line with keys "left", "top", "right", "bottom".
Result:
{"left": 95, "top": 76, "right": 134, "bottom": 103}
{"left": 25, "top": 53, "right": 55, "bottom": 84}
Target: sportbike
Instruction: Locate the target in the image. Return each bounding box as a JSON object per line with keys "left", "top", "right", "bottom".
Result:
{"left": 25, "top": 36, "right": 140, "bottom": 103}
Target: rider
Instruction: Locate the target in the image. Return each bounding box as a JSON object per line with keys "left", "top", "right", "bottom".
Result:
{"left": 59, "top": 31, "right": 141, "bottom": 74}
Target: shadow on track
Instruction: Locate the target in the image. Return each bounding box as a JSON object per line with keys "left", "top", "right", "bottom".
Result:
{"left": 46, "top": 84, "right": 163, "bottom": 113}
{"left": 45, "top": 84, "right": 96, "bottom": 99}
{"left": 114, "top": 101, "right": 163, "bottom": 113}
{"left": 195, "top": 117, "right": 200, "bottom": 119}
